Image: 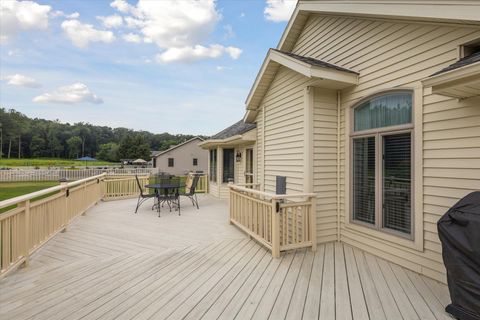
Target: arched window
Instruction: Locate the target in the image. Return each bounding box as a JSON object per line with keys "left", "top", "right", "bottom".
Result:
{"left": 351, "top": 91, "right": 413, "bottom": 237}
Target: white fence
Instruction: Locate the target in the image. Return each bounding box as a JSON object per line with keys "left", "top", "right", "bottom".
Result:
{"left": 0, "top": 168, "right": 154, "bottom": 182}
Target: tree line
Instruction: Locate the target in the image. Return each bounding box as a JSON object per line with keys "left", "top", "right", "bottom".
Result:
{"left": 0, "top": 108, "right": 204, "bottom": 162}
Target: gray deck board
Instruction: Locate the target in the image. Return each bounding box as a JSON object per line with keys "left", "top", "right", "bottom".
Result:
{"left": 0, "top": 196, "right": 452, "bottom": 320}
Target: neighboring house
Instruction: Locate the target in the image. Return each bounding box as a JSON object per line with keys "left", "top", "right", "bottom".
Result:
{"left": 199, "top": 120, "right": 257, "bottom": 199}
{"left": 151, "top": 137, "right": 207, "bottom": 175}
{"left": 225, "top": 1, "right": 480, "bottom": 284}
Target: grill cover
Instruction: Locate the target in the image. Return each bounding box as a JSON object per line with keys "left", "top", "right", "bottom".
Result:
{"left": 438, "top": 191, "right": 480, "bottom": 320}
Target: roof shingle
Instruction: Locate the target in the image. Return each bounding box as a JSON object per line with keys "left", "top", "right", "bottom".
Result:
{"left": 272, "top": 49, "right": 359, "bottom": 74}
{"left": 211, "top": 120, "right": 256, "bottom": 140}
{"left": 432, "top": 51, "right": 480, "bottom": 76}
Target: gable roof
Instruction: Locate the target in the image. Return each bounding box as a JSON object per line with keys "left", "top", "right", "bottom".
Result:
{"left": 432, "top": 51, "right": 480, "bottom": 76}
{"left": 244, "top": 48, "right": 358, "bottom": 122}
{"left": 198, "top": 120, "right": 257, "bottom": 149}
{"left": 278, "top": 1, "right": 480, "bottom": 53}
{"left": 212, "top": 120, "right": 257, "bottom": 139}
{"left": 153, "top": 137, "right": 204, "bottom": 158}
{"left": 272, "top": 49, "right": 358, "bottom": 74}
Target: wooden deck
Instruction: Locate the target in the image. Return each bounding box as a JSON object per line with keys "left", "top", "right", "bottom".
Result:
{"left": 0, "top": 195, "right": 452, "bottom": 320}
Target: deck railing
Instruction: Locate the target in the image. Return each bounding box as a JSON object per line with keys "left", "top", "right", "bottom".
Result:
{"left": 0, "top": 173, "right": 106, "bottom": 278}
{"left": 0, "top": 168, "right": 154, "bottom": 182}
{"left": 193, "top": 174, "right": 208, "bottom": 193}
{"left": 103, "top": 175, "right": 150, "bottom": 200}
{"left": 103, "top": 174, "right": 207, "bottom": 200}
{"left": 0, "top": 172, "right": 207, "bottom": 278}
{"left": 229, "top": 184, "right": 316, "bottom": 257}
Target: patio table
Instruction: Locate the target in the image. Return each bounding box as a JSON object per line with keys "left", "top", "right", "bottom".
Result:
{"left": 145, "top": 183, "right": 181, "bottom": 213}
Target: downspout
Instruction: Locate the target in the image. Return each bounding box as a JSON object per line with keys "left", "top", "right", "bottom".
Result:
{"left": 337, "top": 90, "right": 341, "bottom": 242}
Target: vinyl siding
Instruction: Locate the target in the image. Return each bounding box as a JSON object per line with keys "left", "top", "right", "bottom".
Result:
{"left": 209, "top": 182, "right": 219, "bottom": 198}
{"left": 291, "top": 14, "right": 480, "bottom": 282}
{"left": 313, "top": 87, "right": 339, "bottom": 243}
{"left": 257, "top": 107, "right": 265, "bottom": 190}
{"left": 208, "top": 144, "right": 256, "bottom": 199}
{"left": 260, "top": 67, "right": 310, "bottom": 194}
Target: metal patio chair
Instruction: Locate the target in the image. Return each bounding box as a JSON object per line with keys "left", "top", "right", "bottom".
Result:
{"left": 135, "top": 175, "right": 157, "bottom": 213}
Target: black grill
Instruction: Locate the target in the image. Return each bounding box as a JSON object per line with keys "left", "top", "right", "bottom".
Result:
{"left": 438, "top": 191, "right": 480, "bottom": 320}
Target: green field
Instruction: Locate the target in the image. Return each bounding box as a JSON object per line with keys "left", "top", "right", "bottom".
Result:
{"left": 0, "top": 158, "right": 116, "bottom": 168}
{"left": 0, "top": 181, "right": 60, "bottom": 213}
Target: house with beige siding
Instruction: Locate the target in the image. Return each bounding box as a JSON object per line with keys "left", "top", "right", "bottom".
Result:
{"left": 199, "top": 120, "right": 257, "bottom": 199}
{"left": 227, "top": 0, "right": 480, "bottom": 285}
{"left": 152, "top": 137, "right": 207, "bottom": 175}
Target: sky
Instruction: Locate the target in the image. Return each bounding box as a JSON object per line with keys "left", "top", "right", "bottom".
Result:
{"left": 0, "top": 0, "right": 297, "bottom": 135}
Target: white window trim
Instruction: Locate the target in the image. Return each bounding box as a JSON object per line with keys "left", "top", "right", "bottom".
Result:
{"left": 345, "top": 87, "right": 424, "bottom": 252}
{"left": 245, "top": 147, "right": 255, "bottom": 184}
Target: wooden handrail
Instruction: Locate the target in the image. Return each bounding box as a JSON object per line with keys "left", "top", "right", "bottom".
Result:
{"left": 0, "top": 173, "right": 106, "bottom": 278}
{"left": 0, "top": 173, "right": 107, "bottom": 210}
{"left": 229, "top": 184, "right": 316, "bottom": 200}
{"left": 229, "top": 183, "right": 317, "bottom": 258}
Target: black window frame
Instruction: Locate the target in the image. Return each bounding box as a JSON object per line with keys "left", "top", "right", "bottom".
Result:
{"left": 193, "top": 158, "right": 198, "bottom": 166}
{"left": 209, "top": 149, "right": 217, "bottom": 182}
{"left": 222, "top": 148, "right": 235, "bottom": 183}
{"left": 168, "top": 158, "right": 174, "bottom": 167}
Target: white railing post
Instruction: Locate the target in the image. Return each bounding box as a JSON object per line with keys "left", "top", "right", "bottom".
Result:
{"left": 60, "top": 179, "right": 68, "bottom": 233}
{"left": 271, "top": 198, "right": 280, "bottom": 258}
{"left": 19, "top": 199, "right": 30, "bottom": 268}
{"left": 310, "top": 195, "right": 317, "bottom": 252}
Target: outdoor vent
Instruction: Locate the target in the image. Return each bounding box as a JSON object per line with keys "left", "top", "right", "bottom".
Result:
{"left": 276, "top": 176, "right": 286, "bottom": 195}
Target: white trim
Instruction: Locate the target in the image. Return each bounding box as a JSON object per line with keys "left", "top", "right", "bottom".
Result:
{"left": 345, "top": 88, "right": 424, "bottom": 251}
{"left": 198, "top": 129, "right": 257, "bottom": 149}
{"left": 153, "top": 137, "right": 204, "bottom": 158}
{"left": 299, "top": 1, "right": 480, "bottom": 23}
{"left": 277, "top": 1, "right": 480, "bottom": 53}
{"left": 423, "top": 62, "right": 480, "bottom": 87}
{"left": 303, "top": 86, "right": 314, "bottom": 193}
{"left": 245, "top": 49, "right": 358, "bottom": 122}
{"left": 422, "top": 62, "right": 480, "bottom": 98}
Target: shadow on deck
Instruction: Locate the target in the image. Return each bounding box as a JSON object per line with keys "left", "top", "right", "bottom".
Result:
{"left": 0, "top": 195, "right": 452, "bottom": 320}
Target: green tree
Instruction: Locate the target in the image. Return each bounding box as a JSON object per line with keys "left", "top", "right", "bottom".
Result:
{"left": 97, "top": 142, "right": 119, "bottom": 162}
{"left": 66, "top": 136, "right": 82, "bottom": 159}
{"left": 30, "top": 135, "right": 46, "bottom": 157}
{"left": 118, "top": 135, "right": 150, "bottom": 160}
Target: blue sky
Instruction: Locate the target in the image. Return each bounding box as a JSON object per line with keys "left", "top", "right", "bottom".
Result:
{"left": 0, "top": 0, "right": 296, "bottom": 135}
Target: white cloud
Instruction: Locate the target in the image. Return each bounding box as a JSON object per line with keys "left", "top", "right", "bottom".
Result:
{"left": 155, "top": 44, "right": 242, "bottom": 63}
{"left": 225, "top": 46, "right": 242, "bottom": 59}
{"left": 0, "top": 0, "right": 51, "bottom": 43}
{"left": 264, "top": 0, "right": 296, "bottom": 22}
{"left": 223, "top": 24, "right": 235, "bottom": 40}
{"left": 3, "top": 74, "right": 41, "bottom": 88}
{"left": 124, "top": 16, "right": 143, "bottom": 29}
{"left": 61, "top": 20, "right": 116, "bottom": 48}
{"left": 110, "top": 0, "right": 134, "bottom": 13}
{"left": 51, "top": 10, "right": 79, "bottom": 19}
{"left": 110, "top": 0, "right": 241, "bottom": 63}
{"left": 33, "top": 83, "right": 103, "bottom": 104}
{"left": 122, "top": 33, "right": 141, "bottom": 43}
{"left": 216, "top": 66, "right": 232, "bottom": 71}
{"left": 127, "top": 0, "right": 219, "bottom": 48}
{"left": 97, "top": 14, "right": 123, "bottom": 28}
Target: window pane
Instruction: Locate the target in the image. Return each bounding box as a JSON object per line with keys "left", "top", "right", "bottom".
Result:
{"left": 223, "top": 149, "right": 235, "bottom": 183}
{"left": 209, "top": 149, "right": 217, "bottom": 182}
{"left": 246, "top": 149, "right": 253, "bottom": 174}
{"left": 354, "top": 92, "right": 412, "bottom": 131}
{"left": 245, "top": 149, "right": 254, "bottom": 184}
{"left": 353, "top": 137, "right": 376, "bottom": 224}
{"left": 383, "top": 133, "right": 411, "bottom": 234}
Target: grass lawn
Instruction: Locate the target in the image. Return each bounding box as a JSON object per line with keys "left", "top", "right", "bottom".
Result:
{"left": 0, "top": 158, "right": 116, "bottom": 168}
{"left": 0, "top": 181, "right": 60, "bottom": 213}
